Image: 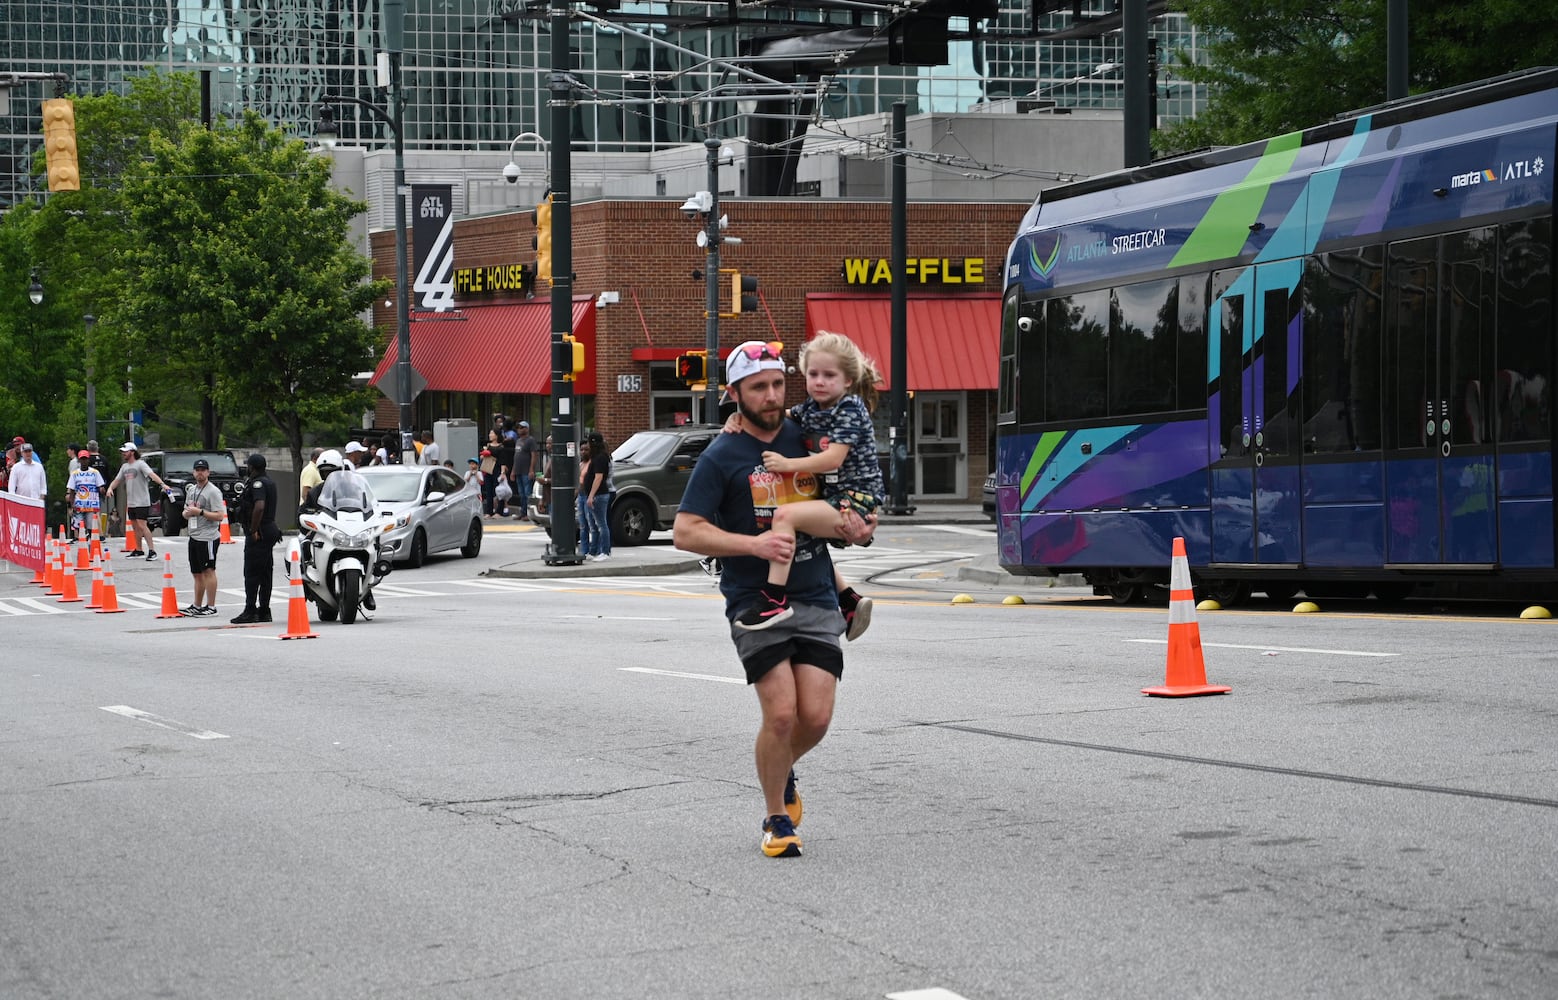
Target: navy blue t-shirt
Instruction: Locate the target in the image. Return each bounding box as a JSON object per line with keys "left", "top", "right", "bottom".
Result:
{"left": 678, "top": 423, "right": 836, "bottom": 619}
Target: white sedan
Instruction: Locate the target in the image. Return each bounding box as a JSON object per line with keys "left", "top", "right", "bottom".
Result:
{"left": 357, "top": 465, "right": 484, "bottom": 567}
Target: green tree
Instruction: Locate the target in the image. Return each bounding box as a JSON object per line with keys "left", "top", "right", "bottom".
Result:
{"left": 115, "top": 110, "right": 387, "bottom": 475}
{"left": 1159, "top": 0, "right": 1558, "bottom": 155}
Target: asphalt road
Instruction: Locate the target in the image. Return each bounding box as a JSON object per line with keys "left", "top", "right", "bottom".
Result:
{"left": 3, "top": 526, "right": 1556, "bottom": 999}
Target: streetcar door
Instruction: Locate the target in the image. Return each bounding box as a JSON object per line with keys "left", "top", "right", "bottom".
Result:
{"left": 1383, "top": 231, "right": 1498, "bottom": 566}
{"left": 1209, "top": 262, "right": 1304, "bottom": 565}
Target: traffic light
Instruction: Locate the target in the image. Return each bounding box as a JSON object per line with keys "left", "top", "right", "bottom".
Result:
{"left": 41, "top": 98, "right": 80, "bottom": 193}
{"left": 562, "top": 333, "right": 585, "bottom": 381}
{"left": 533, "top": 194, "right": 553, "bottom": 285}
{"left": 674, "top": 351, "right": 706, "bottom": 384}
{"left": 730, "top": 270, "right": 758, "bottom": 315}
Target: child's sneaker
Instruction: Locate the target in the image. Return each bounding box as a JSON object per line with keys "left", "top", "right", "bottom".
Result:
{"left": 843, "top": 596, "right": 873, "bottom": 641}
{"left": 761, "top": 814, "right": 802, "bottom": 857}
{"left": 734, "top": 594, "right": 794, "bottom": 631}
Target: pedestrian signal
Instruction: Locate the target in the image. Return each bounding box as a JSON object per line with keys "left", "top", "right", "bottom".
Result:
{"left": 675, "top": 352, "right": 706, "bottom": 384}
{"left": 562, "top": 333, "right": 585, "bottom": 381}
{"left": 533, "top": 194, "right": 553, "bottom": 284}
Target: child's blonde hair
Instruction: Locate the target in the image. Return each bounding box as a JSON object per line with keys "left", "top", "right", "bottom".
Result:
{"left": 801, "top": 331, "right": 883, "bottom": 412}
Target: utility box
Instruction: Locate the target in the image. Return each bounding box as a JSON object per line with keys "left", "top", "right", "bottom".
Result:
{"left": 435, "top": 419, "right": 478, "bottom": 468}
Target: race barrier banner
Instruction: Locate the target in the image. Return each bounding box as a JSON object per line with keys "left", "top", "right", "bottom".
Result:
{"left": 1, "top": 489, "right": 48, "bottom": 573}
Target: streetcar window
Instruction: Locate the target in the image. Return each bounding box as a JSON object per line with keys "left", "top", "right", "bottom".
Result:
{"left": 1177, "top": 276, "right": 1208, "bottom": 413}
{"left": 1018, "top": 301, "right": 1046, "bottom": 426}
{"left": 1213, "top": 271, "right": 1245, "bottom": 457}
{"left": 1444, "top": 228, "right": 1495, "bottom": 446}
{"left": 1386, "top": 237, "right": 1436, "bottom": 450}
{"left": 1046, "top": 290, "right": 1109, "bottom": 421}
{"left": 998, "top": 293, "right": 1018, "bottom": 422}
{"left": 1302, "top": 248, "right": 1383, "bottom": 453}
{"left": 1109, "top": 278, "right": 1177, "bottom": 416}
{"left": 1496, "top": 218, "right": 1552, "bottom": 444}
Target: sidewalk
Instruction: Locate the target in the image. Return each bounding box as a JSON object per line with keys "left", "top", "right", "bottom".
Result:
{"left": 486, "top": 503, "right": 1083, "bottom": 590}
{"left": 488, "top": 502, "right": 990, "bottom": 580}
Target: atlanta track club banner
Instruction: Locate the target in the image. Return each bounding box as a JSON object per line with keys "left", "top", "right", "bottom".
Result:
{"left": 1, "top": 489, "right": 46, "bottom": 572}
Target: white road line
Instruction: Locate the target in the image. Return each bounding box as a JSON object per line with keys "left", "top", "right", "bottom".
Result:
{"left": 372, "top": 583, "right": 446, "bottom": 597}
{"left": 1125, "top": 638, "right": 1398, "bottom": 657}
{"left": 99, "top": 705, "right": 230, "bottom": 740}
{"left": 619, "top": 666, "right": 743, "bottom": 685}
{"left": 886, "top": 989, "right": 973, "bottom": 1000}
{"left": 917, "top": 525, "right": 994, "bottom": 537}
{"left": 11, "top": 597, "right": 69, "bottom": 614}
{"left": 564, "top": 615, "right": 677, "bottom": 621}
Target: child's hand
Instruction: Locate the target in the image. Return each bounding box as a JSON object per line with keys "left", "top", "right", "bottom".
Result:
{"left": 761, "top": 451, "right": 795, "bottom": 473}
{"left": 721, "top": 413, "right": 745, "bottom": 435}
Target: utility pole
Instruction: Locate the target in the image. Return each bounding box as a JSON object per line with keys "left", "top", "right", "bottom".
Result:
{"left": 702, "top": 137, "right": 723, "bottom": 420}
{"left": 887, "top": 102, "right": 914, "bottom": 516}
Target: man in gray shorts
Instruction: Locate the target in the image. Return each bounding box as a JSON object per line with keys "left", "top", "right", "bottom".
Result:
{"left": 104, "top": 442, "right": 169, "bottom": 560}
{"left": 673, "top": 340, "right": 874, "bottom": 858}
{"left": 180, "top": 458, "right": 227, "bottom": 616}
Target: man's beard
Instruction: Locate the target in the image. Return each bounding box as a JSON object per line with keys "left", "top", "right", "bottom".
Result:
{"left": 737, "top": 397, "right": 782, "bottom": 432}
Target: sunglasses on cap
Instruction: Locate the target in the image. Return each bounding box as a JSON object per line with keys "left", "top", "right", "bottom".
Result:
{"left": 739, "top": 340, "right": 784, "bottom": 361}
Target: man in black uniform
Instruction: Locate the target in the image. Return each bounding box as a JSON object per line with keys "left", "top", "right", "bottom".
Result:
{"left": 231, "top": 453, "right": 283, "bottom": 624}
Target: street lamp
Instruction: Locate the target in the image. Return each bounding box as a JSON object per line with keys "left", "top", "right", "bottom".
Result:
{"left": 27, "top": 268, "right": 43, "bottom": 305}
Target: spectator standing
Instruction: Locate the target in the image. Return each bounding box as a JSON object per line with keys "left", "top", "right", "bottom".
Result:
{"left": 536, "top": 434, "right": 553, "bottom": 515}
{"left": 464, "top": 456, "right": 482, "bottom": 492}
{"left": 105, "top": 443, "right": 170, "bottom": 561}
{"left": 3, "top": 434, "right": 24, "bottom": 488}
{"left": 8, "top": 442, "right": 46, "bottom": 499}
{"left": 509, "top": 421, "right": 541, "bottom": 520}
{"left": 495, "top": 430, "right": 516, "bottom": 517}
{"left": 584, "top": 431, "right": 612, "bottom": 561}
{"left": 298, "top": 448, "right": 324, "bottom": 505}
{"left": 419, "top": 430, "right": 440, "bottom": 467}
{"left": 180, "top": 458, "right": 226, "bottom": 617}
{"left": 479, "top": 440, "right": 499, "bottom": 516}
{"left": 672, "top": 340, "right": 875, "bottom": 859}
{"left": 66, "top": 449, "right": 106, "bottom": 538}
{"left": 231, "top": 453, "right": 282, "bottom": 625}
{"left": 575, "top": 439, "right": 595, "bottom": 557}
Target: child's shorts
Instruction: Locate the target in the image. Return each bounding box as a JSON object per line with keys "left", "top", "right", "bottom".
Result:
{"left": 826, "top": 489, "right": 881, "bottom": 516}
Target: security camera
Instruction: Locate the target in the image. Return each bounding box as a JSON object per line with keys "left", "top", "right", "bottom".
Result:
{"left": 502, "top": 161, "right": 522, "bottom": 184}
{"left": 1017, "top": 316, "right": 1035, "bottom": 333}
{"left": 680, "top": 196, "right": 703, "bottom": 219}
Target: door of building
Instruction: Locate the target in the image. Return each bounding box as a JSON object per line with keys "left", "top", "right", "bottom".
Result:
{"left": 914, "top": 392, "right": 965, "bottom": 497}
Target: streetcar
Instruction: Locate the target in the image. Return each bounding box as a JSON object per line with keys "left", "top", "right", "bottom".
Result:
{"left": 996, "top": 68, "right": 1556, "bottom": 604}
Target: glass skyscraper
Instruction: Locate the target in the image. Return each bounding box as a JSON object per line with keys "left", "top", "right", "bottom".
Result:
{"left": 1, "top": 1, "right": 1206, "bottom": 208}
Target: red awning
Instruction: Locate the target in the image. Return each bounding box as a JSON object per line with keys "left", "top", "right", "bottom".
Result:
{"left": 371, "top": 297, "right": 597, "bottom": 396}
{"left": 803, "top": 293, "right": 1000, "bottom": 391}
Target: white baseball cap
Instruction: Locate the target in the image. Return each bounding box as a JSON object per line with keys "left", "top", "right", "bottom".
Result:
{"left": 119, "top": 442, "right": 136, "bottom": 452}
{"left": 722, "top": 341, "right": 785, "bottom": 400}
{"left": 344, "top": 441, "right": 367, "bottom": 454}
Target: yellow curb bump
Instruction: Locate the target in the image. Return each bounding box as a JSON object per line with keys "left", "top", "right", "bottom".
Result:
{"left": 1293, "top": 600, "right": 1321, "bottom": 614}
{"left": 1520, "top": 605, "right": 1552, "bottom": 620}
{"left": 951, "top": 594, "right": 975, "bottom": 605}
{"left": 1002, "top": 594, "right": 1025, "bottom": 605}
{"left": 1196, "top": 599, "right": 1222, "bottom": 612}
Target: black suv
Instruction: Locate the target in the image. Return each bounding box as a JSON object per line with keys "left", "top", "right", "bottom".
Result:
{"left": 532, "top": 425, "right": 720, "bottom": 546}
{"left": 144, "top": 450, "right": 247, "bottom": 536}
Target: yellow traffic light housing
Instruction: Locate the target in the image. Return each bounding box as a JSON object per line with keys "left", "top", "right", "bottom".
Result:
{"left": 674, "top": 351, "right": 706, "bottom": 384}
{"left": 730, "top": 270, "right": 758, "bottom": 315}
{"left": 42, "top": 98, "right": 80, "bottom": 193}
{"left": 533, "top": 194, "right": 553, "bottom": 284}
{"left": 562, "top": 333, "right": 586, "bottom": 381}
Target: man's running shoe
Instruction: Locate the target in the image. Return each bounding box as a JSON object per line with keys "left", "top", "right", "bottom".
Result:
{"left": 197, "top": 606, "right": 218, "bottom": 617}
{"left": 784, "top": 769, "right": 802, "bottom": 827}
{"left": 180, "top": 604, "right": 202, "bottom": 617}
{"left": 761, "top": 814, "right": 802, "bottom": 858}
{"left": 733, "top": 595, "right": 794, "bottom": 631}
{"left": 844, "top": 596, "right": 873, "bottom": 641}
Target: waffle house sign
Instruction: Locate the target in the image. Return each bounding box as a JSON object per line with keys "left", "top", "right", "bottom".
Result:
{"left": 841, "top": 257, "right": 984, "bottom": 285}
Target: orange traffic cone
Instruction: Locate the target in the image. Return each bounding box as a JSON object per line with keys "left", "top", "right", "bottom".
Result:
{"left": 75, "top": 526, "right": 90, "bottom": 570}
{"left": 219, "top": 513, "right": 234, "bottom": 545}
{"left": 155, "top": 552, "right": 183, "bottom": 619}
{"left": 278, "top": 551, "right": 317, "bottom": 639}
{"left": 123, "top": 521, "right": 139, "bottom": 554}
{"left": 1143, "top": 536, "right": 1231, "bottom": 698}
{"left": 89, "top": 522, "right": 103, "bottom": 563}
{"left": 46, "top": 529, "right": 65, "bottom": 595}
{"left": 96, "top": 551, "right": 125, "bottom": 613}
{"left": 86, "top": 552, "right": 104, "bottom": 609}
{"left": 33, "top": 533, "right": 52, "bottom": 586}
{"left": 57, "top": 551, "right": 83, "bottom": 603}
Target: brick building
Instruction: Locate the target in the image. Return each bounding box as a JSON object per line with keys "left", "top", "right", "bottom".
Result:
{"left": 369, "top": 198, "right": 1029, "bottom": 502}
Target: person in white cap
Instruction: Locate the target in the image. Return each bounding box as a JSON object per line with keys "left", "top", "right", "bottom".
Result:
{"left": 105, "top": 442, "right": 170, "bottom": 560}
{"left": 672, "top": 340, "right": 875, "bottom": 859}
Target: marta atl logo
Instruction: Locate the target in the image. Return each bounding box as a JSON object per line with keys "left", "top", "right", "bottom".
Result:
{"left": 1450, "top": 156, "right": 1545, "bottom": 189}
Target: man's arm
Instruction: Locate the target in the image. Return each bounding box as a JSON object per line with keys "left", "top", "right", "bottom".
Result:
{"left": 673, "top": 511, "right": 795, "bottom": 564}
{"left": 248, "top": 490, "right": 267, "bottom": 536}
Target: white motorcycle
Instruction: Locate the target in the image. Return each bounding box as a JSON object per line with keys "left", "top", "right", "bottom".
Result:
{"left": 291, "top": 505, "right": 395, "bottom": 625}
